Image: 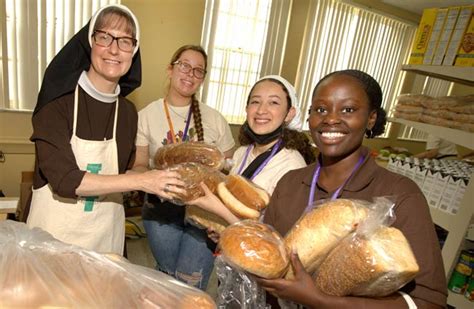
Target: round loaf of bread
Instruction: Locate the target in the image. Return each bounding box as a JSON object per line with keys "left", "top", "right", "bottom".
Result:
{"left": 316, "top": 226, "right": 419, "bottom": 297}
{"left": 217, "top": 175, "right": 269, "bottom": 219}
{"left": 218, "top": 220, "right": 289, "bottom": 279}
{"left": 154, "top": 141, "right": 225, "bottom": 170}
{"left": 284, "top": 199, "right": 368, "bottom": 279}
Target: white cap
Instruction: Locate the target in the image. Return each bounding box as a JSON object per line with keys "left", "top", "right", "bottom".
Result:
{"left": 258, "top": 75, "right": 303, "bottom": 132}
{"left": 88, "top": 4, "right": 140, "bottom": 55}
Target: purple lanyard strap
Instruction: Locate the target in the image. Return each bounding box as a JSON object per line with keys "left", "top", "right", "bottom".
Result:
{"left": 305, "top": 154, "right": 365, "bottom": 213}
{"left": 237, "top": 139, "right": 282, "bottom": 180}
{"left": 181, "top": 106, "right": 193, "bottom": 142}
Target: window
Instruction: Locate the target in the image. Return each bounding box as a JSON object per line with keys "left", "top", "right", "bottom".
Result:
{"left": 295, "top": 0, "right": 417, "bottom": 135}
{"left": 201, "top": 0, "right": 291, "bottom": 124}
{"left": 0, "top": 0, "right": 119, "bottom": 111}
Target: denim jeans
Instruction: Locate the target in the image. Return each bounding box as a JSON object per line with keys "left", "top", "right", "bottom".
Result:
{"left": 143, "top": 218, "right": 216, "bottom": 290}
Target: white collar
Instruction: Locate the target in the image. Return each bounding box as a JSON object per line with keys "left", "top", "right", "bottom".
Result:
{"left": 78, "top": 71, "right": 120, "bottom": 103}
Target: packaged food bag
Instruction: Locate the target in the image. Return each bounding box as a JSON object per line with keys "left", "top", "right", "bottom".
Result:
{"left": 0, "top": 220, "right": 216, "bottom": 308}
{"left": 154, "top": 141, "right": 225, "bottom": 170}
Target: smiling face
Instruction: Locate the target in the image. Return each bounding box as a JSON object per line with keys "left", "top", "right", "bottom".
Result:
{"left": 309, "top": 74, "right": 376, "bottom": 160}
{"left": 246, "top": 80, "right": 295, "bottom": 135}
{"left": 167, "top": 49, "right": 206, "bottom": 98}
{"left": 88, "top": 14, "right": 135, "bottom": 92}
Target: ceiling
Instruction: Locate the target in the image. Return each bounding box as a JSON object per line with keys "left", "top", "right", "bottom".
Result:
{"left": 381, "top": 0, "right": 473, "bottom": 15}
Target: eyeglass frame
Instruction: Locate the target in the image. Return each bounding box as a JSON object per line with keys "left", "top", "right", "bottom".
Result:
{"left": 172, "top": 61, "right": 207, "bottom": 79}
{"left": 92, "top": 30, "right": 137, "bottom": 52}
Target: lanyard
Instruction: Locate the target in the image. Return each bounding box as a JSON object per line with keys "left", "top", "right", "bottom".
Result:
{"left": 305, "top": 154, "right": 365, "bottom": 212}
{"left": 163, "top": 98, "right": 193, "bottom": 143}
{"left": 237, "top": 139, "right": 282, "bottom": 180}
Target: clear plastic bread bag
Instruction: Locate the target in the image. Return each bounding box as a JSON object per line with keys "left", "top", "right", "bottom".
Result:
{"left": 216, "top": 220, "right": 289, "bottom": 308}
{"left": 0, "top": 220, "right": 216, "bottom": 309}
{"left": 154, "top": 141, "right": 225, "bottom": 170}
{"left": 284, "top": 198, "right": 373, "bottom": 279}
{"left": 315, "top": 197, "right": 420, "bottom": 297}
{"left": 165, "top": 162, "right": 226, "bottom": 205}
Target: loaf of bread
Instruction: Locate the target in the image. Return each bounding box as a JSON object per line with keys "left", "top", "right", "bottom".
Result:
{"left": 284, "top": 199, "right": 368, "bottom": 279}
{"left": 185, "top": 205, "right": 228, "bottom": 234}
{"left": 154, "top": 142, "right": 225, "bottom": 170}
{"left": 219, "top": 220, "right": 289, "bottom": 279}
{"left": 316, "top": 226, "right": 419, "bottom": 297}
{"left": 217, "top": 175, "right": 270, "bottom": 219}
{"left": 167, "top": 163, "right": 226, "bottom": 205}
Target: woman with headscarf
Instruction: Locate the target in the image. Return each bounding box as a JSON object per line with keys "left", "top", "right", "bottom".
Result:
{"left": 27, "top": 4, "right": 184, "bottom": 255}
{"left": 189, "top": 75, "right": 315, "bottom": 225}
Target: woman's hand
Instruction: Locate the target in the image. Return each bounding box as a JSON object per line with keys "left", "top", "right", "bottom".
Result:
{"left": 139, "top": 169, "right": 186, "bottom": 199}
{"left": 206, "top": 227, "right": 220, "bottom": 243}
{"left": 256, "top": 253, "right": 322, "bottom": 307}
{"left": 187, "top": 183, "right": 240, "bottom": 225}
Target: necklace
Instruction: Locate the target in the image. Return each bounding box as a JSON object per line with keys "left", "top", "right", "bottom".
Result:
{"left": 163, "top": 98, "right": 193, "bottom": 143}
{"left": 165, "top": 97, "right": 191, "bottom": 123}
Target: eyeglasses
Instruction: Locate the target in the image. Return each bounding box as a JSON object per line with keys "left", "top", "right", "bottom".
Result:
{"left": 92, "top": 30, "right": 137, "bottom": 52}
{"left": 172, "top": 61, "right": 206, "bottom": 79}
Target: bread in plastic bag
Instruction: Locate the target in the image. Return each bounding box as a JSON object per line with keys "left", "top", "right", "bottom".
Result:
{"left": 284, "top": 198, "right": 370, "bottom": 280}
{"left": 167, "top": 162, "right": 226, "bottom": 205}
{"left": 0, "top": 220, "right": 216, "bottom": 309}
{"left": 315, "top": 226, "right": 419, "bottom": 297}
{"left": 154, "top": 141, "right": 225, "bottom": 170}
{"left": 217, "top": 175, "right": 270, "bottom": 219}
{"left": 185, "top": 204, "right": 229, "bottom": 233}
{"left": 218, "top": 220, "right": 289, "bottom": 279}
{"left": 215, "top": 255, "right": 269, "bottom": 309}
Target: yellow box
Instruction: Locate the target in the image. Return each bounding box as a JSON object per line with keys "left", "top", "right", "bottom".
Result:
{"left": 423, "top": 8, "right": 449, "bottom": 65}
{"left": 408, "top": 8, "right": 438, "bottom": 65}
{"left": 432, "top": 6, "right": 461, "bottom": 65}
{"left": 443, "top": 5, "right": 473, "bottom": 65}
{"left": 454, "top": 10, "right": 474, "bottom": 66}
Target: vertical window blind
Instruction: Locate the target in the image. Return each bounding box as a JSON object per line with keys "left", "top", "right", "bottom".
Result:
{"left": 201, "top": 0, "right": 291, "bottom": 124}
{"left": 0, "top": 0, "right": 119, "bottom": 111}
{"left": 295, "top": 0, "right": 417, "bottom": 135}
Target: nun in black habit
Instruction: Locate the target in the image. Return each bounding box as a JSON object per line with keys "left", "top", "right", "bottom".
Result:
{"left": 27, "top": 4, "right": 184, "bottom": 255}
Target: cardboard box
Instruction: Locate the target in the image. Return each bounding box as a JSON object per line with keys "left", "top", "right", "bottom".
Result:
{"left": 408, "top": 8, "right": 438, "bottom": 64}
{"left": 443, "top": 5, "right": 473, "bottom": 65}
{"left": 432, "top": 6, "right": 461, "bottom": 65}
{"left": 423, "top": 8, "right": 449, "bottom": 65}
{"left": 16, "top": 171, "right": 33, "bottom": 222}
{"left": 438, "top": 175, "right": 461, "bottom": 213}
{"left": 454, "top": 11, "right": 474, "bottom": 66}
{"left": 427, "top": 171, "right": 449, "bottom": 208}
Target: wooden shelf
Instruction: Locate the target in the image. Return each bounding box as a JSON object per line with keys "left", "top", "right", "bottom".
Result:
{"left": 388, "top": 118, "right": 474, "bottom": 150}
{"left": 402, "top": 65, "right": 474, "bottom": 86}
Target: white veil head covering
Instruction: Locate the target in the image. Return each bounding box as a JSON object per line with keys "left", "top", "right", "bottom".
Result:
{"left": 257, "top": 75, "right": 303, "bottom": 132}
{"left": 88, "top": 4, "right": 140, "bottom": 55}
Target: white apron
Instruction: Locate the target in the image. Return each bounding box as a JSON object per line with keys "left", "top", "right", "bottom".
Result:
{"left": 27, "top": 86, "right": 125, "bottom": 254}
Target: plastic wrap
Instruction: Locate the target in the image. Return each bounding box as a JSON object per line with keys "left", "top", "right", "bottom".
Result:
{"left": 218, "top": 220, "right": 289, "bottom": 279}
{"left": 314, "top": 197, "right": 419, "bottom": 297}
{"left": 215, "top": 256, "right": 269, "bottom": 309}
{"left": 154, "top": 141, "right": 225, "bottom": 170}
{"left": 0, "top": 220, "right": 216, "bottom": 308}
{"left": 185, "top": 205, "right": 229, "bottom": 233}
{"left": 284, "top": 198, "right": 371, "bottom": 279}
{"left": 167, "top": 162, "right": 226, "bottom": 205}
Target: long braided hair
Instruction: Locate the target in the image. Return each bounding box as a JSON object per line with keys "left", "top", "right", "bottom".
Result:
{"left": 169, "top": 45, "right": 207, "bottom": 141}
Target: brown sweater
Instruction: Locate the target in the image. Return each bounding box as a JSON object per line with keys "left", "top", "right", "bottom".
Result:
{"left": 31, "top": 87, "right": 137, "bottom": 198}
{"left": 263, "top": 147, "right": 447, "bottom": 308}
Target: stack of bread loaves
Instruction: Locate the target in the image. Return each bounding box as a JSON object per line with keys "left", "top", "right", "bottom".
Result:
{"left": 154, "top": 142, "right": 270, "bottom": 233}
{"left": 217, "top": 198, "right": 419, "bottom": 298}
{"left": 0, "top": 221, "right": 216, "bottom": 308}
